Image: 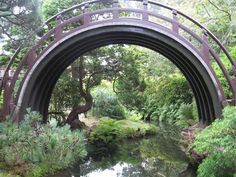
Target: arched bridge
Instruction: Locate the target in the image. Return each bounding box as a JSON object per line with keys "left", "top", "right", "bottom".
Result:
{"left": 0, "top": 0, "right": 236, "bottom": 125}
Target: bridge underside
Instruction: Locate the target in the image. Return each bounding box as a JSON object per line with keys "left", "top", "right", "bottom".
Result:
{"left": 15, "top": 23, "right": 222, "bottom": 125}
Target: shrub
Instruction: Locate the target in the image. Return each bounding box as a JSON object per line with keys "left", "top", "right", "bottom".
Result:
{"left": 0, "top": 172, "right": 20, "bottom": 177}
{"left": 211, "top": 47, "right": 236, "bottom": 99}
{"left": 177, "top": 103, "right": 193, "bottom": 120}
{"left": 192, "top": 106, "right": 236, "bottom": 177}
{"left": 116, "top": 119, "right": 156, "bottom": 138}
{"left": 192, "top": 99, "right": 198, "bottom": 120}
{"left": 0, "top": 109, "right": 87, "bottom": 177}
{"left": 125, "top": 110, "right": 142, "bottom": 121}
{"left": 89, "top": 118, "right": 121, "bottom": 146}
{"left": 175, "top": 103, "right": 197, "bottom": 128}
{"left": 145, "top": 74, "right": 194, "bottom": 124}
{"left": 158, "top": 103, "right": 180, "bottom": 123}
{"left": 89, "top": 119, "right": 159, "bottom": 146}
{"left": 150, "top": 102, "right": 198, "bottom": 128}
{"left": 92, "top": 87, "right": 125, "bottom": 119}
{"left": 155, "top": 74, "right": 193, "bottom": 107}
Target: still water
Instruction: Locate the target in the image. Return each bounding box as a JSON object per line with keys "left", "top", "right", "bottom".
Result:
{"left": 47, "top": 125, "right": 196, "bottom": 177}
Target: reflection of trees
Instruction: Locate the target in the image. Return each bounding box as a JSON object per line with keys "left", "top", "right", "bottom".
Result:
{"left": 117, "top": 158, "right": 189, "bottom": 177}
{"left": 46, "top": 168, "right": 80, "bottom": 177}
{"left": 53, "top": 132, "right": 193, "bottom": 177}
{"left": 140, "top": 133, "right": 188, "bottom": 162}
{"left": 118, "top": 164, "right": 147, "bottom": 177}
{"left": 78, "top": 135, "right": 191, "bottom": 177}
{"left": 79, "top": 139, "right": 143, "bottom": 176}
{"left": 142, "top": 158, "right": 188, "bottom": 177}
{"left": 137, "top": 134, "right": 190, "bottom": 177}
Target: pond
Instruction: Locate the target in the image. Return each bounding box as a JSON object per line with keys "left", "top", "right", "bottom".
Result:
{"left": 46, "top": 124, "right": 197, "bottom": 177}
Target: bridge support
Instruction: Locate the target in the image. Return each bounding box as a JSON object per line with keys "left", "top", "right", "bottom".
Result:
{"left": 15, "top": 23, "right": 222, "bottom": 125}
{"left": 1, "top": 0, "right": 235, "bottom": 125}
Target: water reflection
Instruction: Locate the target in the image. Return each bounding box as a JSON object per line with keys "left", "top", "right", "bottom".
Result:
{"left": 46, "top": 126, "right": 196, "bottom": 177}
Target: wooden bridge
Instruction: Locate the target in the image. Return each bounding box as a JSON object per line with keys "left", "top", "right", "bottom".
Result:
{"left": 0, "top": 0, "right": 236, "bottom": 125}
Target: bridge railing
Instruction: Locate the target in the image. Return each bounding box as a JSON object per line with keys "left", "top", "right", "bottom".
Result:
{"left": 1, "top": 0, "right": 235, "bottom": 118}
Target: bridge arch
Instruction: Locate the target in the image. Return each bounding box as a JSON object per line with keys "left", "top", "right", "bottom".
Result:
{"left": 16, "top": 22, "right": 220, "bottom": 125}
{"left": 1, "top": 0, "right": 235, "bottom": 125}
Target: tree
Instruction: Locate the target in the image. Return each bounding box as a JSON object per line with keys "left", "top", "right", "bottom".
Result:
{"left": 42, "top": 0, "right": 82, "bottom": 19}
{"left": 0, "top": 0, "right": 42, "bottom": 47}
{"left": 50, "top": 49, "right": 106, "bottom": 127}
{"left": 102, "top": 45, "right": 147, "bottom": 113}
{"left": 167, "top": 0, "right": 236, "bottom": 48}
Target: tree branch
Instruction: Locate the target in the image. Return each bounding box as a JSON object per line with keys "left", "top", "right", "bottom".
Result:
{"left": 86, "top": 70, "right": 104, "bottom": 92}
{"left": 78, "top": 57, "right": 86, "bottom": 97}
{"left": 207, "top": 0, "right": 232, "bottom": 21}
{"left": 112, "top": 74, "right": 121, "bottom": 94}
{"left": 201, "top": 4, "right": 211, "bottom": 18}
{"left": 0, "top": 24, "right": 17, "bottom": 41}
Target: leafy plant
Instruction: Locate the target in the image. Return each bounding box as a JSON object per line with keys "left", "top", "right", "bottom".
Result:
{"left": 0, "top": 93, "right": 3, "bottom": 112}
{"left": 144, "top": 74, "right": 193, "bottom": 124}
{"left": 0, "top": 109, "right": 87, "bottom": 177}
{"left": 0, "top": 172, "right": 20, "bottom": 177}
{"left": 92, "top": 86, "right": 125, "bottom": 119}
{"left": 155, "top": 74, "right": 193, "bottom": 107}
{"left": 89, "top": 118, "right": 121, "bottom": 146}
{"left": 192, "top": 106, "right": 236, "bottom": 177}
{"left": 175, "top": 103, "right": 197, "bottom": 128}
{"left": 211, "top": 47, "right": 236, "bottom": 99}
{"left": 158, "top": 103, "right": 180, "bottom": 123}
{"left": 89, "top": 118, "right": 159, "bottom": 147}
{"left": 177, "top": 103, "right": 193, "bottom": 120}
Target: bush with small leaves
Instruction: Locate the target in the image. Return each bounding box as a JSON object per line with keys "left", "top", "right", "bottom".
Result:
{"left": 192, "top": 106, "right": 236, "bottom": 177}
{"left": 89, "top": 118, "right": 121, "bottom": 147}
{"left": 92, "top": 87, "right": 125, "bottom": 119}
{"left": 0, "top": 109, "right": 87, "bottom": 177}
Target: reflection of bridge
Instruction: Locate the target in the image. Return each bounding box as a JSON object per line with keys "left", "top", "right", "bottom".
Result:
{"left": 0, "top": 0, "right": 235, "bottom": 125}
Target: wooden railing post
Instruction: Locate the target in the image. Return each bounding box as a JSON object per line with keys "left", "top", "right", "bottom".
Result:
{"left": 55, "top": 15, "right": 63, "bottom": 40}
{"left": 201, "top": 29, "right": 210, "bottom": 62}
{"left": 113, "top": 0, "right": 119, "bottom": 19}
{"left": 172, "top": 10, "right": 179, "bottom": 34}
{"left": 83, "top": 3, "right": 90, "bottom": 24}
{"left": 27, "top": 47, "right": 36, "bottom": 67}
{"left": 142, "top": 0, "right": 148, "bottom": 21}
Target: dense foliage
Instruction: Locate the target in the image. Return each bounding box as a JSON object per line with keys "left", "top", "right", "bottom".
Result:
{"left": 0, "top": 110, "right": 87, "bottom": 177}
{"left": 0, "top": 0, "right": 42, "bottom": 46}
{"left": 192, "top": 106, "right": 236, "bottom": 177}
{"left": 143, "top": 74, "right": 196, "bottom": 126}
{"left": 92, "top": 85, "right": 125, "bottom": 119}
{"left": 212, "top": 46, "right": 236, "bottom": 98}
{"left": 89, "top": 118, "right": 158, "bottom": 148}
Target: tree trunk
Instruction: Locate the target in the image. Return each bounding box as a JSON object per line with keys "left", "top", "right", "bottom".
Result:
{"left": 66, "top": 92, "right": 93, "bottom": 126}
{"left": 65, "top": 57, "right": 93, "bottom": 129}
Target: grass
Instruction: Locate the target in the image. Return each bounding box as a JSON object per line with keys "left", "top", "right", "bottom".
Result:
{"left": 116, "top": 119, "right": 159, "bottom": 138}
{"left": 88, "top": 118, "right": 159, "bottom": 154}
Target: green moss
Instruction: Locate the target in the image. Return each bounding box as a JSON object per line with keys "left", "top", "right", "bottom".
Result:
{"left": 116, "top": 119, "right": 159, "bottom": 138}
{"left": 89, "top": 118, "right": 159, "bottom": 146}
